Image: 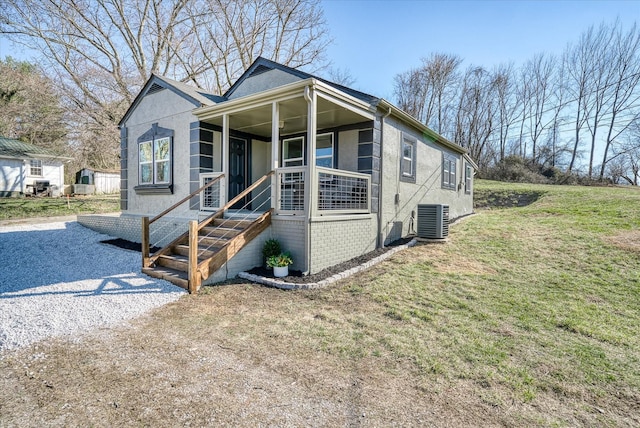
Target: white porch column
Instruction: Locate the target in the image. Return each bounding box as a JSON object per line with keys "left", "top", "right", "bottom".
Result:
{"left": 306, "top": 86, "right": 317, "bottom": 218}
{"left": 222, "top": 113, "right": 229, "bottom": 203}
{"left": 271, "top": 102, "right": 280, "bottom": 210}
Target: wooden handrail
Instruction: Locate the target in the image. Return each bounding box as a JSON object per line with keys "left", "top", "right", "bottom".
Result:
{"left": 145, "top": 170, "right": 275, "bottom": 266}
{"left": 149, "top": 174, "right": 225, "bottom": 225}
{"left": 197, "top": 170, "right": 274, "bottom": 232}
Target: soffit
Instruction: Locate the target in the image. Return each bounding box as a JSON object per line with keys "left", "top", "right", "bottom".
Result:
{"left": 203, "top": 94, "right": 371, "bottom": 138}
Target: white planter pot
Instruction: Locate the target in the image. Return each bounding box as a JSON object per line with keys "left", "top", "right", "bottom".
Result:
{"left": 273, "top": 266, "right": 289, "bottom": 278}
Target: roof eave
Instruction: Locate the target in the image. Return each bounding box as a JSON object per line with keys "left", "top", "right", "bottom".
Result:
{"left": 195, "top": 78, "right": 377, "bottom": 121}
{"left": 377, "top": 99, "right": 468, "bottom": 156}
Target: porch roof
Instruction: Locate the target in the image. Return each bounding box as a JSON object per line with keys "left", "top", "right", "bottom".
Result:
{"left": 193, "top": 78, "right": 377, "bottom": 137}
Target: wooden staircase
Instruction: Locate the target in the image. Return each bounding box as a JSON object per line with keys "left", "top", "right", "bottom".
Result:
{"left": 141, "top": 171, "right": 274, "bottom": 293}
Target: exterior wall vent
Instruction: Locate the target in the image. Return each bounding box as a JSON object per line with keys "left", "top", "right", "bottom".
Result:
{"left": 417, "top": 204, "right": 449, "bottom": 239}
{"left": 249, "top": 64, "right": 273, "bottom": 77}
{"left": 147, "top": 82, "right": 165, "bottom": 95}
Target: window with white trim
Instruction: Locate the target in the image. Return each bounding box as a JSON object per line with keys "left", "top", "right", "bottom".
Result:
{"left": 282, "top": 133, "right": 336, "bottom": 168}
{"left": 316, "top": 133, "right": 334, "bottom": 168}
{"left": 442, "top": 154, "right": 457, "bottom": 190}
{"left": 139, "top": 136, "right": 171, "bottom": 185}
{"left": 465, "top": 163, "right": 473, "bottom": 194}
{"left": 283, "top": 136, "right": 304, "bottom": 167}
{"left": 400, "top": 135, "right": 416, "bottom": 183}
{"left": 29, "top": 159, "right": 43, "bottom": 176}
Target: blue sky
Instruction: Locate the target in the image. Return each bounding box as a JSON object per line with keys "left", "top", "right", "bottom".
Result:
{"left": 1, "top": 0, "right": 638, "bottom": 101}
{"left": 321, "top": 0, "right": 640, "bottom": 99}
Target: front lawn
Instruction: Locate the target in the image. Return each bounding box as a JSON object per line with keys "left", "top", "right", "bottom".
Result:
{"left": 1, "top": 180, "right": 638, "bottom": 426}
{"left": 0, "top": 194, "right": 120, "bottom": 220}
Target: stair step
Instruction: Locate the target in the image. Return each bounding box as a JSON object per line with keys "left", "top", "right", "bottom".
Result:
{"left": 200, "top": 226, "right": 240, "bottom": 238}
{"left": 142, "top": 266, "right": 189, "bottom": 290}
{"left": 173, "top": 244, "right": 217, "bottom": 259}
{"left": 156, "top": 254, "right": 189, "bottom": 271}
{"left": 197, "top": 235, "right": 229, "bottom": 249}
{"left": 212, "top": 218, "right": 252, "bottom": 229}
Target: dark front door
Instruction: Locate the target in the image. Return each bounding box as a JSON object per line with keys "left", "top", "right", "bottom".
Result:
{"left": 228, "top": 136, "right": 249, "bottom": 209}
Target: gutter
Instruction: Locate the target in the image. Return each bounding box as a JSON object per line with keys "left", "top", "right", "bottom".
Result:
{"left": 377, "top": 107, "right": 392, "bottom": 248}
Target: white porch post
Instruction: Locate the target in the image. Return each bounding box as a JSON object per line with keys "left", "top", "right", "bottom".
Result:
{"left": 222, "top": 113, "right": 229, "bottom": 204}
{"left": 306, "top": 86, "right": 317, "bottom": 218}
{"left": 271, "top": 102, "right": 280, "bottom": 210}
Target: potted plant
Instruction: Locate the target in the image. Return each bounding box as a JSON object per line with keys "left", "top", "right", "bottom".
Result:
{"left": 262, "top": 239, "right": 281, "bottom": 268}
{"left": 266, "top": 252, "right": 293, "bottom": 278}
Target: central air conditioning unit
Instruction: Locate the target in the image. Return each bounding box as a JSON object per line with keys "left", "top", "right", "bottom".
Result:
{"left": 417, "top": 204, "right": 449, "bottom": 239}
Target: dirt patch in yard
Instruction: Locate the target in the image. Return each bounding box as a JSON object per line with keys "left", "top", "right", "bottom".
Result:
{"left": 604, "top": 230, "right": 640, "bottom": 254}
{"left": 0, "top": 286, "right": 521, "bottom": 427}
{"left": 474, "top": 189, "right": 544, "bottom": 209}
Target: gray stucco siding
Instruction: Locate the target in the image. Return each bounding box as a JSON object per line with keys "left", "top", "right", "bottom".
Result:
{"left": 379, "top": 116, "right": 473, "bottom": 244}
{"left": 122, "top": 89, "right": 200, "bottom": 216}
{"left": 228, "top": 69, "right": 303, "bottom": 100}
{"left": 337, "top": 129, "right": 358, "bottom": 171}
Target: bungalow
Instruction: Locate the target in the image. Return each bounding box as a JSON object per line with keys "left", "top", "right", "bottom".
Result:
{"left": 0, "top": 136, "right": 67, "bottom": 197}
{"left": 78, "top": 57, "right": 475, "bottom": 292}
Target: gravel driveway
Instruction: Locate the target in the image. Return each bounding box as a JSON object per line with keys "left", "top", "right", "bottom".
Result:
{"left": 0, "top": 220, "right": 185, "bottom": 352}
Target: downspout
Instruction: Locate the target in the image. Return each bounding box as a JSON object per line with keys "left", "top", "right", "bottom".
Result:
{"left": 377, "top": 106, "right": 392, "bottom": 248}
{"left": 20, "top": 159, "right": 26, "bottom": 195}
{"left": 303, "top": 85, "right": 313, "bottom": 275}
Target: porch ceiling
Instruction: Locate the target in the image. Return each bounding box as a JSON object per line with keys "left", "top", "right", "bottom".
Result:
{"left": 203, "top": 96, "right": 371, "bottom": 138}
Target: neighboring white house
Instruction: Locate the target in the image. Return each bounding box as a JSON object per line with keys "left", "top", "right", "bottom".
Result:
{"left": 79, "top": 57, "right": 477, "bottom": 291}
{"left": 0, "top": 136, "right": 68, "bottom": 197}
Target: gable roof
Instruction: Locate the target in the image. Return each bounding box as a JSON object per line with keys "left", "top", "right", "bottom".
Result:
{"left": 224, "top": 56, "right": 379, "bottom": 105}
{"left": 0, "top": 136, "right": 68, "bottom": 160}
{"left": 224, "top": 58, "right": 468, "bottom": 156}
{"left": 119, "top": 74, "right": 224, "bottom": 127}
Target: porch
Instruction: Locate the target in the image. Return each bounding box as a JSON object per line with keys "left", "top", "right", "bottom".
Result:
{"left": 192, "top": 78, "right": 380, "bottom": 219}
{"left": 139, "top": 79, "right": 381, "bottom": 291}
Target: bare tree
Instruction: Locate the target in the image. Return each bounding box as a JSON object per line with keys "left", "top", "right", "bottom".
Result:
{"left": 392, "top": 53, "right": 461, "bottom": 134}
{"left": 453, "top": 66, "right": 497, "bottom": 169}
{"left": 598, "top": 22, "right": 640, "bottom": 180}
{"left": 420, "top": 53, "right": 462, "bottom": 134}
{"left": 185, "top": 0, "right": 329, "bottom": 93}
{"left": 0, "top": 58, "right": 67, "bottom": 151}
{"left": 393, "top": 67, "right": 429, "bottom": 122}
{"left": 326, "top": 67, "right": 356, "bottom": 87}
{"left": 521, "top": 53, "right": 557, "bottom": 163}
{"left": 492, "top": 63, "right": 521, "bottom": 162}
{"left": 0, "top": 0, "right": 330, "bottom": 169}
{"left": 565, "top": 25, "right": 599, "bottom": 173}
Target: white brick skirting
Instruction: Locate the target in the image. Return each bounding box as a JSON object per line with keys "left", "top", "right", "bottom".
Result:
{"left": 77, "top": 213, "right": 189, "bottom": 247}
{"left": 309, "top": 215, "right": 376, "bottom": 274}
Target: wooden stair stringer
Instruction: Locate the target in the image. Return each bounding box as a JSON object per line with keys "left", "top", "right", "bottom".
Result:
{"left": 197, "top": 209, "right": 273, "bottom": 281}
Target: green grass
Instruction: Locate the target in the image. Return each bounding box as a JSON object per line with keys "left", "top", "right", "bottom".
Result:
{"left": 214, "top": 179, "right": 640, "bottom": 423}
{"left": 371, "top": 181, "right": 637, "bottom": 404}
{"left": 2, "top": 180, "right": 639, "bottom": 425}
{"left": 0, "top": 194, "right": 120, "bottom": 220}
